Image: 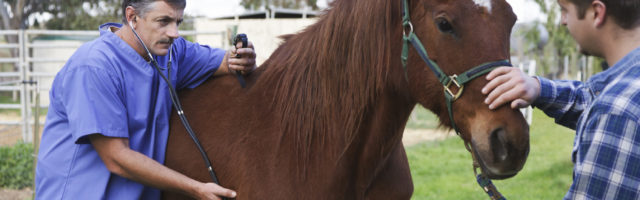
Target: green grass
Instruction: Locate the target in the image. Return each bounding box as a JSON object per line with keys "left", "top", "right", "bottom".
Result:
{"left": 0, "top": 93, "right": 19, "bottom": 103}
{"left": 407, "top": 109, "right": 575, "bottom": 199}
{"left": 406, "top": 106, "right": 440, "bottom": 129}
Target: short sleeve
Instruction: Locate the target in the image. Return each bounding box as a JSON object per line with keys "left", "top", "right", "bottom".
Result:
{"left": 174, "top": 38, "right": 226, "bottom": 89}
{"left": 60, "top": 66, "right": 129, "bottom": 144}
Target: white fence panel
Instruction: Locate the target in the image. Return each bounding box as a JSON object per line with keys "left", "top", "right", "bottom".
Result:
{"left": 518, "top": 60, "right": 536, "bottom": 125}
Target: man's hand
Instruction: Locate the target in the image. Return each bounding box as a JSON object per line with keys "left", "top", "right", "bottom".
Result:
{"left": 482, "top": 67, "right": 541, "bottom": 110}
{"left": 216, "top": 41, "right": 257, "bottom": 77}
{"left": 196, "top": 183, "right": 237, "bottom": 200}
{"left": 228, "top": 41, "right": 257, "bottom": 75}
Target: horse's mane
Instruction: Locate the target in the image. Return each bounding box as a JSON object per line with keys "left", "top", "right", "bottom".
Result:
{"left": 258, "top": 0, "right": 401, "bottom": 164}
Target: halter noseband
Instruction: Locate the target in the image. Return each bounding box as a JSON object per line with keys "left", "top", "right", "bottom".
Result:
{"left": 401, "top": 0, "right": 509, "bottom": 199}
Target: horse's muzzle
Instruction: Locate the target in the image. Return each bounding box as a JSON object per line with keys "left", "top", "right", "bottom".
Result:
{"left": 472, "top": 127, "right": 530, "bottom": 180}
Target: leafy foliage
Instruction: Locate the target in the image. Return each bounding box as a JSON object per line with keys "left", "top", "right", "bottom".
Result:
{"left": 0, "top": 143, "right": 34, "bottom": 189}
{"left": 44, "top": 0, "right": 123, "bottom": 30}
{"left": 0, "top": 0, "right": 112, "bottom": 30}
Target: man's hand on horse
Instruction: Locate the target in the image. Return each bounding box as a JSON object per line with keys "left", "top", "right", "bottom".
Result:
{"left": 482, "top": 66, "right": 541, "bottom": 110}
{"left": 196, "top": 182, "right": 237, "bottom": 200}
{"left": 228, "top": 41, "right": 257, "bottom": 75}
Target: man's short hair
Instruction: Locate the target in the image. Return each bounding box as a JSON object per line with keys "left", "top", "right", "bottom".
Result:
{"left": 121, "top": 0, "right": 186, "bottom": 24}
{"left": 566, "top": 0, "right": 640, "bottom": 29}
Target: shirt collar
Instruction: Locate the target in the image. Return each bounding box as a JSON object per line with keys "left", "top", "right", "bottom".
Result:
{"left": 587, "top": 46, "right": 640, "bottom": 91}
{"left": 99, "top": 23, "right": 123, "bottom": 36}
{"left": 98, "top": 23, "right": 152, "bottom": 67}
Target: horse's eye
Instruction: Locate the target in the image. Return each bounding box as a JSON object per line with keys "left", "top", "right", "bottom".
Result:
{"left": 437, "top": 18, "right": 454, "bottom": 33}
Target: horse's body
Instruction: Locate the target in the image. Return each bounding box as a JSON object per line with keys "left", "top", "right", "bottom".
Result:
{"left": 164, "top": 0, "right": 529, "bottom": 199}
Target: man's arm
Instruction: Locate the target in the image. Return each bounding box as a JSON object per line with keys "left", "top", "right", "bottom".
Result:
{"left": 89, "top": 134, "right": 236, "bottom": 200}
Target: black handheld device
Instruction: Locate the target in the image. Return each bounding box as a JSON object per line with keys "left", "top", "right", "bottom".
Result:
{"left": 233, "top": 33, "right": 248, "bottom": 88}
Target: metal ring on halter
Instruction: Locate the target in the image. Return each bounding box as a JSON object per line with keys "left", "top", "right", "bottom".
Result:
{"left": 444, "top": 75, "right": 464, "bottom": 101}
{"left": 403, "top": 21, "right": 414, "bottom": 38}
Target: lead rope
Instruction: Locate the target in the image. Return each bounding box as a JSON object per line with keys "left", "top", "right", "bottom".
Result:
{"left": 464, "top": 142, "right": 506, "bottom": 200}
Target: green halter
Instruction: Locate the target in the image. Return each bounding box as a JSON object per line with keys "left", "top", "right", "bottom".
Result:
{"left": 400, "top": 0, "right": 512, "bottom": 134}
{"left": 401, "top": 1, "right": 510, "bottom": 199}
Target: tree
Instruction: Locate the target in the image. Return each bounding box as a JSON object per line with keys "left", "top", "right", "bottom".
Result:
{"left": 241, "top": 0, "right": 319, "bottom": 11}
{"left": 0, "top": 0, "right": 120, "bottom": 30}
{"left": 44, "top": 0, "right": 122, "bottom": 30}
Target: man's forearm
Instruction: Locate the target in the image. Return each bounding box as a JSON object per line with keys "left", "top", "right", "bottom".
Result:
{"left": 532, "top": 77, "right": 588, "bottom": 129}
{"left": 90, "top": 135, "right": 203, "bottom": 198}
{"left": 114, "top": 147, "right": 202, "bottom": 197}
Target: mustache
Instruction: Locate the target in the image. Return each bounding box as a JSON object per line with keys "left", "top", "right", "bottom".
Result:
{"left": 158, "top": 39, "right": 174, "bottom": 45}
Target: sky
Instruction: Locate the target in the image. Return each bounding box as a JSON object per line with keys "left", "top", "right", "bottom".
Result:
{"left": 185, "top": 0, "right": 546, "bottom": 23}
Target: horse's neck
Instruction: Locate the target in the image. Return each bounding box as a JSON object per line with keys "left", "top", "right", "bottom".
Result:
{"left": 252, "top": 64, "right": 415, "bottom": 162}
{"left": 247, "top": 0, "right": 414, "bottom": 177}
{"left": 340, "top": 87, "right": 416, "bottom": 154}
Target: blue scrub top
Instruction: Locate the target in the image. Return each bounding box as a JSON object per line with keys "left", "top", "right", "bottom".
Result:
{"left": 35, "top": 23, "right": 225, "bottom": 199}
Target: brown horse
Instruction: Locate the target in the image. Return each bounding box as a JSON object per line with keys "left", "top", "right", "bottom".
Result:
{"left": 163, "top": 0, "right": 529, "bottom": 199}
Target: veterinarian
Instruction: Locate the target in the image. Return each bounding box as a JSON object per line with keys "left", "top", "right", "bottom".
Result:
{"left": 35, "top": 0, "right": 256, "bottom": 199}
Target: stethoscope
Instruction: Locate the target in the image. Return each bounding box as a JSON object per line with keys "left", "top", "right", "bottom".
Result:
{"left": 129, "top": 19, "right": 224, "bottom": 191}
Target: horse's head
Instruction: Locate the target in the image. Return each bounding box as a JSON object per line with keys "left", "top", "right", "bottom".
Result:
{"left": 404, "top": 0, "right": 529, "bottom": 179}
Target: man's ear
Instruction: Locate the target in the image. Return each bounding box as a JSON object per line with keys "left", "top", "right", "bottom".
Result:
{"left": 125, "top": 6, "right": 137, "bottom": 26}
{"left": 591, "top": 0, "right": 607, "bottom": 27}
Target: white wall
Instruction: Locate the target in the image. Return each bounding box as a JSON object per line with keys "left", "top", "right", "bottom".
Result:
{"left": 194, "top": 18, "right": 317, "bottom": 65}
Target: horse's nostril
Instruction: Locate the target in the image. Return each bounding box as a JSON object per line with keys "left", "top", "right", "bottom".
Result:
{"left": 490, "top": 128, "right": 509, "bottom": 163}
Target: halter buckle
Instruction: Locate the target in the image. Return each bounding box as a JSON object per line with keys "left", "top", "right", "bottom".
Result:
{"left": 444, "top": 75, "right": 464, "bottom": 101}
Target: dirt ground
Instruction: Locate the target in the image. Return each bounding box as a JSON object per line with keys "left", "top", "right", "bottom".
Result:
{"left": 0, "top": 112, "right": 44, "bottom": 147}
{"left": 0, "top": 188, "right": 32, "bottom": 200}
{"left": 402, "top": 128, "right": 455, "bottom": 146}
{"left": 0, "top": 123, "right": 453, "bottom": 199}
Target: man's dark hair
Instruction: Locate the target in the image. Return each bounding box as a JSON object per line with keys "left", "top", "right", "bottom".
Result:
{"left": 567, "top": 0, "right": 640, "bottom": 29}
{"left": 121, "top": 0, "right": 187, "bottom": 24}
